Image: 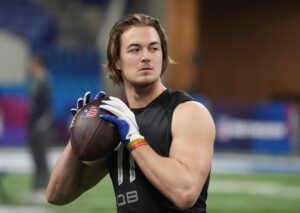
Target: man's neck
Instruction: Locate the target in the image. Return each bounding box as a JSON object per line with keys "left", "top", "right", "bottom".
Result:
{"left": 124, "top": 81, "right": 166, "bottom": 108}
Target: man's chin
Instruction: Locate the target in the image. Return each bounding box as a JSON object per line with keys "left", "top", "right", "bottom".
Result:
{"left": 132, "top": 79, "right": 157, "bottom": 88}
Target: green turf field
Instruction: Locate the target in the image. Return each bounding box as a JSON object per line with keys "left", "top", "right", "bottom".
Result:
{"left": 1, "top": 173, "right": 300, "bottom": 212}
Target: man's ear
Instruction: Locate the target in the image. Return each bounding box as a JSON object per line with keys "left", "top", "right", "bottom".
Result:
{"left": 116, "top": 60, "right": 121, "bottom": 70}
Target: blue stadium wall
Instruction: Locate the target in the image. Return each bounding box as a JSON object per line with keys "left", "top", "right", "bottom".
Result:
{"left": 0, "top": 47, "right": 102, "bottom": 147}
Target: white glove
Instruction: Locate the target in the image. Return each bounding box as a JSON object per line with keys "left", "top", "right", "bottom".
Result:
{"left": 100, "top": 97, "right": 148, "bottom": 152}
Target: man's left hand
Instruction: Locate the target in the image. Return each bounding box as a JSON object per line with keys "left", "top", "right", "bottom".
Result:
{"left": 100, "top": 97, "right": 148, "bottom": 152}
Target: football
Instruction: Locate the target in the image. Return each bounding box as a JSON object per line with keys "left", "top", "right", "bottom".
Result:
{"left": 70, "top": 97, "right": 120, "bottom": 161}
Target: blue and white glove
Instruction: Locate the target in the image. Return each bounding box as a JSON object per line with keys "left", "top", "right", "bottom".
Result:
{"left": 100, "top": 97, "right": 148, "bottom": 152}
{"left": 70, "top": 91, "right": 106, "bottom": 128}
{"left": 70, "top": 91, "right": 106, "bottom": 116}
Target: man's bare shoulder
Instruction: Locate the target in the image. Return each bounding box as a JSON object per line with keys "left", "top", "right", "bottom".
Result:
{"left": 174, "top": 101, "right": 213, "bottom": 121}
{"left": 172, "top": 101, "right": 216, "bottom": 142}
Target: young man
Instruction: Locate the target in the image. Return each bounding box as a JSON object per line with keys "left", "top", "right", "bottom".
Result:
{"left": 47, "top": 14, "right": 215, "bottom": 212}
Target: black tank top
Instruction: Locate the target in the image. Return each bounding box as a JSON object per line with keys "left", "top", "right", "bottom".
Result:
{"left": 107, "top": 89, "right": 210, "bottom": 213}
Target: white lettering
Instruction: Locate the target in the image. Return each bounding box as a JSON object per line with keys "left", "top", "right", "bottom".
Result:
{"left": 117, "top": 194, "right": 126, "bottom": 206}
{"left": 117, "top": 190, "right": 139, "bottom": 206}
{"left": 217, "top": 116, "right": 288, "bottom": 141}
{"left": 126, "top": 190, "right": 138, "bottom": 204}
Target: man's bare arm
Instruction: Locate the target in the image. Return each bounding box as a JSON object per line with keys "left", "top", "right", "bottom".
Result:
{"left": 131, "top": 101, "right": 215, "bottom": 209}
{"left": 46, "top": 142, "right": 108, "bottom": 205}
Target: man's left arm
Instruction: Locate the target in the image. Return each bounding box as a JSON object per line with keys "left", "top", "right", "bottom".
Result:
{"left": 131, "top": 101, "right": 215, "bottom": 210}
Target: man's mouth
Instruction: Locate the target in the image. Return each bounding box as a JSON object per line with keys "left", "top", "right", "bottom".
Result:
{"left": 139, "top": 67, "right": 152, "bottom": 71}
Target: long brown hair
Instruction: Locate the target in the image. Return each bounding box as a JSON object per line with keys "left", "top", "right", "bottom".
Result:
{"left": 103, "top": 13, "right": 173, "bottom": 85}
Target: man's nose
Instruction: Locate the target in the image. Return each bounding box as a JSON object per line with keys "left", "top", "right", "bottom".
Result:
{"left": 141, "top": 49, "right": 150, "bottom": 62}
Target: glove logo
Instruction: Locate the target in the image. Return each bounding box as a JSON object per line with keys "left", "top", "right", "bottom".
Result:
{"left": 82, "top": 106, "right": 99, "bottom": 117}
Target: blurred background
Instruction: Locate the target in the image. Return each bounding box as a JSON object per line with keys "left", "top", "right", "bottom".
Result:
{"left": 0, "top": 0, "right": 300, "bottom": 212}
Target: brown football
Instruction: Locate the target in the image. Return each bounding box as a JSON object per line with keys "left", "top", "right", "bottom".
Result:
{"left": 70, "top": 97, "right": 120, "bottom": 161}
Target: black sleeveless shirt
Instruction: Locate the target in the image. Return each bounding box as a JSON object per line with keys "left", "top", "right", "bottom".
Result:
{"left": 107, "top": 89, "right": 210, "bottom": 213}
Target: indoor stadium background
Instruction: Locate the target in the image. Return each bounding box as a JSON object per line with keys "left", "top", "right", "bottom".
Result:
{"left": 0, "top": 0, "right": 300, "bottom": 212}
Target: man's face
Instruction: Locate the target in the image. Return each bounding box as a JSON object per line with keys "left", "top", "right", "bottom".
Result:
{"left": 118, "top": 26, "right": 163, "bottom": 87}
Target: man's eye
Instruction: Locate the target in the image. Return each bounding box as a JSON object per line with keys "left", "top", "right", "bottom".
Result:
{"left": 150, "top": 46, "right": 159, "bottom": 52}
{"left": 129, "top": 48, "right": 139, "bottom": 53}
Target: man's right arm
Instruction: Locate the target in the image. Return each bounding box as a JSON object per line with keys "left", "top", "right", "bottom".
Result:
{"left": 46, "top": 141, "right": 108, "bottom": 205}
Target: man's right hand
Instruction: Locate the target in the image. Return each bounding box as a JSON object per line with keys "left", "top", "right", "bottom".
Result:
{"left": 70, "top": 91, "right": 106, "bottom": 116}
{"left": 70, "top": 91, "right": 106, "bottom": 129}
